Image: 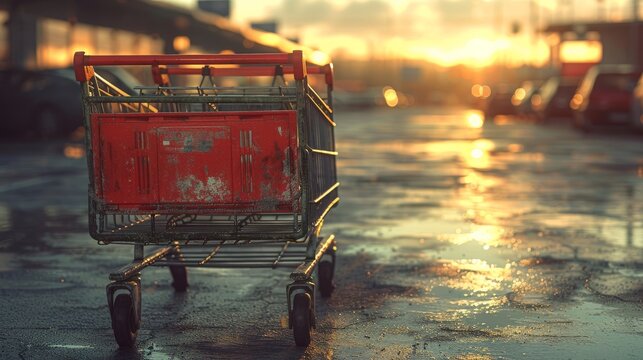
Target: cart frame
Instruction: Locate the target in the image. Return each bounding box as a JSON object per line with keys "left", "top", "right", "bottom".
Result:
{"left": 74, "top": 50, "right": 339, "bottom": 348}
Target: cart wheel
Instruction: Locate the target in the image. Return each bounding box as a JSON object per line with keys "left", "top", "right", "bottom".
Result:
{"left": 292, "top": 293, "right": 312, "bottom": 347}
{"left": 112, "top": 294, "right": 138, "bottom": 348}
{"left": 169, "top": 265, "right": 188, "bottom": 292}
{"left": 317, "top": 260, "right": 335, "bottom": 298}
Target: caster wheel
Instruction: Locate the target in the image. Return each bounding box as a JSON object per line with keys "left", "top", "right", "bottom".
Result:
{"left": 169, "top": 265, "right": 188, "bottom": 292}
{"left": 112, "top": 294, "right": 138, "bottom": 348}
{"left": 317, "top": 261, "right": 335, "bottom": 298}
{"left": 292, "top": 293, "right": 312, "bottom": 347}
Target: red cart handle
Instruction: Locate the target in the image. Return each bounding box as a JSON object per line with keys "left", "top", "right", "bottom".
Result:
{"left": 73, "top": 51, "right": 308, "bottom": 82}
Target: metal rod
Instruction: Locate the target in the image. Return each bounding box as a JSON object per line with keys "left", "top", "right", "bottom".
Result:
{"left": 154, "top": 261, "right": 303, "bottom": 269}
{"left": 273, "top": 242, "right": 290, "bottom": 268}
{"left": 307, "top": 85, "right": 333, "bottom": 114}
{"left": 307, "top": 147, "right": 339, "bottom": 156}
{"left": 199, "top": 245, "right": 222, "bottom": 265}
{"left": 312, "top": 182, "right": 340, "bottom": 204}
{"left": 134, "top": 244, "right": 144, "bottom": 260}
{"left": 290, "top": 234, "right": 335, "bottom": 281}
{"left": 109, "top": 246, "right": 173, "bottom": 281}
{"left": 306, "top": 93, "right": 335, "bottom": 126}
{"left": 313, "top": 197, "right": 340, "bottom": 227}
{"left": 80, "top": 53, "right": 297, "bottom": 66}
{"left": 86, "top": 96, "right": 296, "bottom": 103}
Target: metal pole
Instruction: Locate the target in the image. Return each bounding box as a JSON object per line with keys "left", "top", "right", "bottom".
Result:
{"left": 632, "top": 0, "right": 640, "bottom": 70}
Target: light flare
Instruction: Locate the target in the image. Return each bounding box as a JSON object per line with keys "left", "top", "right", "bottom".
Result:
{"left": 511, "top": 88, "right": 526, "bottom": 106}
{"left": 570, "top": 93, "right": 584, "bottom": 110}
{"left": 172, "top": 36, "right": 191, "bottom": 52}
{"left": 383, "top": 86, "right": 399, "bottom": 108}
{"left": 64, "top": 145, "right": 85, "bottom": 159}
{"left": 466, "top": 112, "right": 485, "bottom": 128}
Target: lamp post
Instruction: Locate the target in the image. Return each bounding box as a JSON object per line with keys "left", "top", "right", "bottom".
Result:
{"left": 632, "top": 0, "right": 640, "bottom": 69}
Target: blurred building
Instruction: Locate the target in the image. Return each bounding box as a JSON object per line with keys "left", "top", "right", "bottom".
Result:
{"left": 198, "top": 0, "right": 231, "bottom": 18}
{"left": 251, "top": 21, "right": 278, "bottom": 34}
{"left": 0, "top": 0, "right": 322, "bottom": 69}
{"left": 544, "top": 21, "right": 642, "bottom": 76}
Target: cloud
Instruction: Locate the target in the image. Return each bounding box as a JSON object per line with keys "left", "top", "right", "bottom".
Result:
{"left": 272, "top": 0, "right": 335, "bottom": 27}
{"left": 273, "top": 0, "right": 503, "bottom": 38}
{"left": 272, "top": 0, "right": 398, "bottom": 37}
{"left": 269, "top": 0, "right": 540, "bottom": 64}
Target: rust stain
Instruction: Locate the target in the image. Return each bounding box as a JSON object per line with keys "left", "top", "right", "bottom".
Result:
{"left": 176, "top": 175, "right": 229, "bottom": 202}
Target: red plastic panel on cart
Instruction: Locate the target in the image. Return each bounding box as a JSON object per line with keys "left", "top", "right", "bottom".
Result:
{"left": 91, "top": 111, "right": 300, "bottom": 213}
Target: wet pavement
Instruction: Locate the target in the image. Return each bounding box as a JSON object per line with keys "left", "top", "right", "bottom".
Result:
{"left": 0, "top": 107, "right": 642, "bottom": 359}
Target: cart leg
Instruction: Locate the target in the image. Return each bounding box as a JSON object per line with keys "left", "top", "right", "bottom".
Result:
{"left": 287, "top": 280, "right": 315, "bottom": 347}
{"left": 317, "top": 237, "right": 336, "bottom": 298}
{"left": 168, "top": 242, "right": 188, "bottom": 292}
{"left": 106, "top": 276, "right": 141, "bottom": 348}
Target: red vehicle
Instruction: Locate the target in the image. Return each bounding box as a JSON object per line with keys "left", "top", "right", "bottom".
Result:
{"left": 632, "top": 74, "right": 643, "bottom": 131}
{"left": 570, "top": 64, "right": 641, "bottom": 130}
{"left": 74, "top": 51, "right": 339, "bottom": 348}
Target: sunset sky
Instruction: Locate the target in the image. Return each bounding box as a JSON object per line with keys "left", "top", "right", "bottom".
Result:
{"left": 159, "top": 0, "right": 639, "bottom": 67}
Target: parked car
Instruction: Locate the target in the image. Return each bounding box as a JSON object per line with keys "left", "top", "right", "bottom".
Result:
{"left": 0, "top": 67, "right": 141, "bottom": 139}
{"left": 483, "top": 84, "right": 517, "bottom": 119}
{"left": 570, "top": 64, "right": 641, "bottom": 130}
{"left": 531, "top": 76, "right": 580, "bottom": 123}
{"left": 0, "top": 68, "right": 82, "bottom": 139}
{"left": 632, "top": 74, "right": 643, "bottom": 132}
{"left": 511, "top": 80, "right": 541, "bottom": 120}
{"left": 54, "top": 66, "right": 141, "bottom": 93}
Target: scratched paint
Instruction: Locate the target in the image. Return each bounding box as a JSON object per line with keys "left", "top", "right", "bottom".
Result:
{"left": 176, "top": 175, "right": 230, "bottom": 202}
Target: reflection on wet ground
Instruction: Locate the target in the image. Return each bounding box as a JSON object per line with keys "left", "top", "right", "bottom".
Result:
{"left": 323, "top": 107, "right": 642, "bottom": 358}
{"left": 0, "top": 108, "right": 641, "bottom": 359}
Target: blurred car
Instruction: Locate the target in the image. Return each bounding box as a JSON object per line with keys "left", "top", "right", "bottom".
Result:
{"left": 0, "top": 68, "right": 82, "bottom": 139}
{"left": 632, "top": 74, "right": 643, "bottom": 131}
{"left": 0, "top": 67, "right": 141, "bottom": 139}
{"left": 52, "top": 66, "right": 142, "bottom": 95}
{"left": 531, "top": 76, "right": 580, "bottom": 123}
{"left": 531, "top": 76, "right": 579, "bottom": 123}
{"left": 483, "top": 84, "right": 517, "bottom": 119}
{"left": 570, "top": 64, "right": 641, "bottom": 130}
{"left": 511, "top": 80, "right": 541, "bottom": 119}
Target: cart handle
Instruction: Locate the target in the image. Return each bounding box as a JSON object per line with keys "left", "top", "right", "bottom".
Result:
{"left": 73, "top": 51, "right": 309, "bottom": 82}
{"left": 151, "top": 63, "right": 334, "bottom": 89}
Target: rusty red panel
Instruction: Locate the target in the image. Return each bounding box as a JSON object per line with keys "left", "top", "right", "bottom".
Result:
{"left": 90, "top": 111, "right": 300, "bottom": 213}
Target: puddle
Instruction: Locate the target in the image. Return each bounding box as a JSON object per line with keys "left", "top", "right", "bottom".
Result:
{"left": 49, "top": 344, "right": 94, "bottom": 349}
{"left": 0, "top": 205, "right": 86, "bottom": 253}
{"left": 0, "top": 278, "right": 76, "bottom": 291}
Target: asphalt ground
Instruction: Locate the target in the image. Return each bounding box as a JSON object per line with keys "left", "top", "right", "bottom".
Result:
{"left": 0, "top": 107, "right": 641, "bottom": 359}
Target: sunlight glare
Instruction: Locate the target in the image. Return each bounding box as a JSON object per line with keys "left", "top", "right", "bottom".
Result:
{"left": 466, "top": 113, "right": 485, "bottom": 128}
{"left": 560, "top": 41, "right": 602, "bottom": 63}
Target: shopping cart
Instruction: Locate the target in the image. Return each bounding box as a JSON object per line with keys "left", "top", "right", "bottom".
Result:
{"left": 73, "top": 51, "right": 339, "bottom": 347}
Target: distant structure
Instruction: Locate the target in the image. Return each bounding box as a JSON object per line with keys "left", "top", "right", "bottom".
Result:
{"left": 0, "top": 0, "right": 323, "bottom": 69}
{"left": 544, "top": 21, "right": 642, "bottom": 75}
{"left": 198, "top": 0, "right": 231, "bottom": 18}
{"left": 251, "top": 22, "right": 279, "bottom": 34}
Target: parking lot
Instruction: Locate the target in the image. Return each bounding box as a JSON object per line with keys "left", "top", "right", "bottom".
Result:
{"left": 0, "top": 107, "right": 641, "bottom": 359}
